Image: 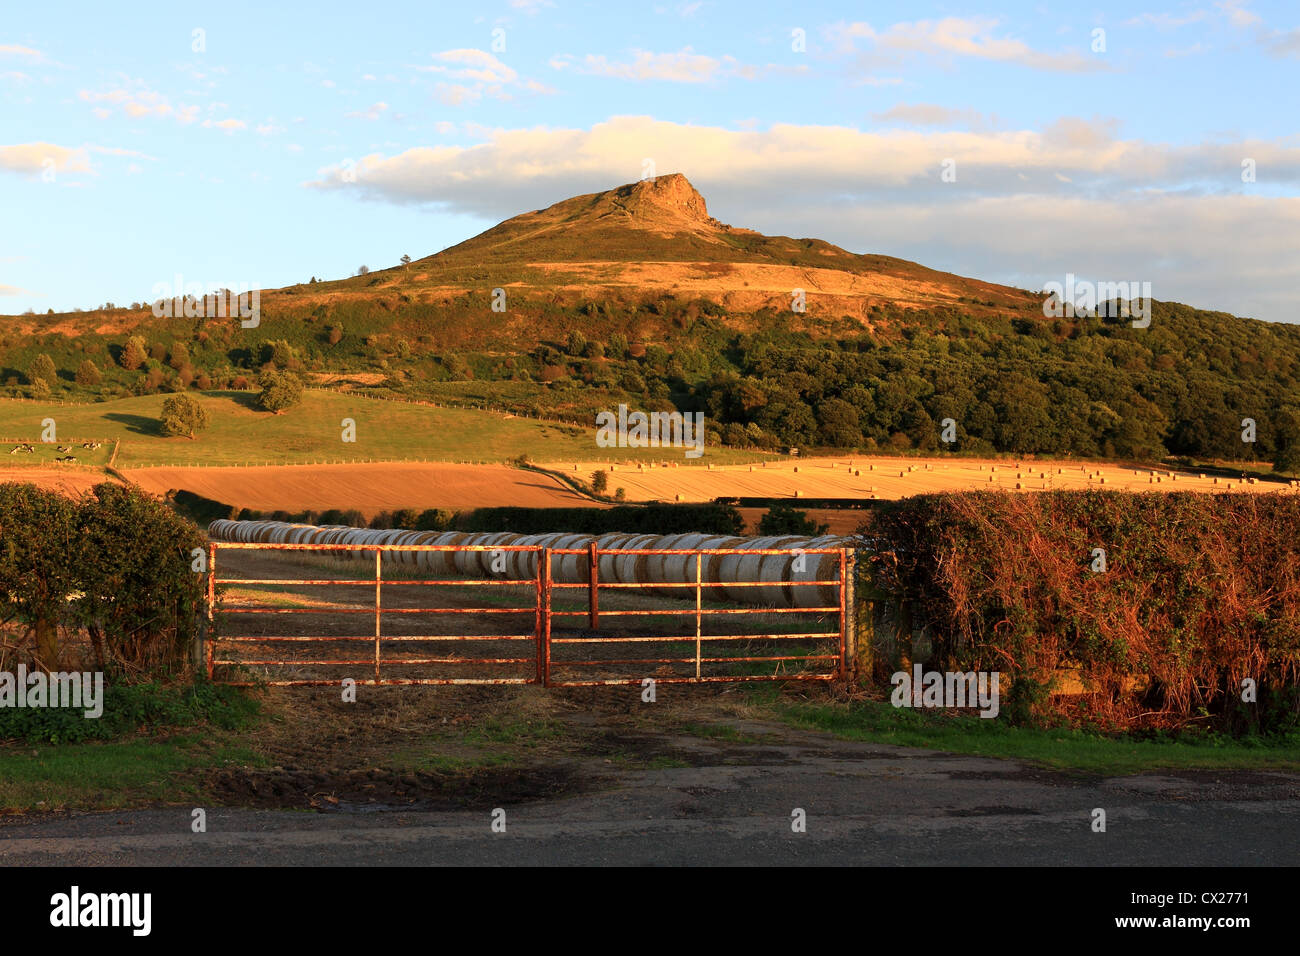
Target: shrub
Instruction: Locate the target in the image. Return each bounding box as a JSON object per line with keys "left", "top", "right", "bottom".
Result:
{"left": 416, "top": 508, "right": 455, "bottom": 531}
{"left": 28, "top": 353, "right": 57, "bottom": 386}
{"left": 75, "top": 360, "right": 103, "bottom": 386}
{"left": 168, "top": 341, "right": 190, "bottom": 369}
{"left": 159, "top": 393, "right": 210, "bottom": 438}
{"left": 256, "top": 369, "right": 304, "bottom": 413}
{"left": 865, "top": 491, "right": 1300, "bottom": 732}
{"left": 0, "top": 483, "right": 205, "bottom": 676}
{"left": 759, "top": 503, "right": 829, "bottom": 536}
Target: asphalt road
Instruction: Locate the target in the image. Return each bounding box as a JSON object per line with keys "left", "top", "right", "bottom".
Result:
{"left": 3, "top": 725, "right": 1298, "bottom": 866}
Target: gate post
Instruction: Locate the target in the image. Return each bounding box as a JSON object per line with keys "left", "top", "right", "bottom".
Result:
{"left": 842, "top": 548, "right": 854, "bottom": 680}
{"left": 204, "top": 542, "right": 216, "bottom": 680}
{"left": 587, "top": 540, "right": 599, "bottom": 630}
{"left": 537, "top": 548, "right": 553, "bottom": 686}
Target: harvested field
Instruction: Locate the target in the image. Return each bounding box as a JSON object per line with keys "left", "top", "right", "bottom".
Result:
{"left": 565, "top": 455, "right": 1295, "bottom": 502}
{"left": 0, "top": 465, "right": 119, "bottom": 497}
{"left": 125, "top": 462, "right": 598, "bottom": 517}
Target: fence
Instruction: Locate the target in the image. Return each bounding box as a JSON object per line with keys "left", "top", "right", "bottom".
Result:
{"left": 203, "top": 540, "right": 853, "bottom": 687}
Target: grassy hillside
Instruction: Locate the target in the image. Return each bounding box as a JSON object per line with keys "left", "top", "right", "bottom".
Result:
{"left": 1, "top": 175, "right": 1297, "bottom": 470}
{"left": 0, "top": 391, "right": 769, "bottom": 468}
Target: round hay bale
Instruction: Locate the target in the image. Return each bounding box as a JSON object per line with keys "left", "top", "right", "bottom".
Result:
{"left": 612, "top": 534, "right": 659, "bottom": 584}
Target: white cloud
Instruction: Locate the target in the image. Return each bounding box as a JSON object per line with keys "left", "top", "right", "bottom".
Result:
{"left": 1216, "top": 0, "right": 1261, "bottom": 28}
{"left": 0, "top": 141, "right": 92, "bottom": 177}
{"left": 415, "top": 48, "right": 551, "bottom": 104}
{"left": 346, "top": 101, "right": 389, "bottom": 120}
{"left": 79, "top": 80, "right": 202, "bottom": 124}
{"left": 202, "top": 118, "right": 246, "bottom": 132}
{"left": 0, "top": 44, "right": 45, "bottom": 60}
{"left": 551, "top": 48, "right": 738, "bottom": 83}
{"left": 302, "top": 115, "right": 1300, "bottom": 322}
{"left": 839, "top": 16, "right": 1107, "bottom": 73}
{"left": 1124, "top": 11, "right": 1208, "bottom": 28}
{"left": 872, "top": 103, "right": 989, "bottom": 128}
{"left": 0, "top": 284, "right": 36, "bottom": 296}
{"left": 1259, "top": 27, "right": 1300, "bottom": 58}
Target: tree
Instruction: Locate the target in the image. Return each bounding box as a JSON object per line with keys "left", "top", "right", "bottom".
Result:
{"left": 256, "top": 369, "right": 304, "bottom": 414}
{"left": 29, "top": 353, "right": 57, "bottom": 387}
{"left": 400, "top": 254, "right": 412, "bottom": 268}
{"left": 168, "top": 341, "right": 190, "bottom": 370}
{"left": 1275, "top": 445, "right": 1300, "bottom": 475}
{"left": 120, "top": 336, "right": 147, "bottom": 371}
{"left": 356, "top": 265, "right": 370, "bottom": 276}
{"left": 328, "top": 324, "right": 344, "bottom": 345}
{"left": 591, "top": 470, "right": 609, "bottom": 495}
{"left": 565, "top": 331, "right": 588, "bottom": 357}
{"left": 159, "top": 393, "right": 210, "bottom": 438}
{"left": 75, "top": 360, "right": 102, "bottom": 386}
{"left": 759, "top": 503, "right": 829, "bottom": 536}
{"left": 261, "top": 339, "right": 299, "bottom": 369}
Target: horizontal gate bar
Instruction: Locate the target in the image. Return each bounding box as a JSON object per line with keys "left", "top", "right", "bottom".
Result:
{"left": 548, "top": 674, "right": 836, "bottom": 687}
{"left": 214, "top": 578, "right": 535, "bottom": 587}
{"left": 214, "top": 657, "right": 531, "bottom": 666}
{"left": 215, "top": 634, "right": 535, "bottom": 642}
{"left": 550, "top": 632, "right": 839, "bottom": 644}
{"left": 551, "top": 579, "right": 842, "bottom": 589}
{"left": 549, "top": 606, "right": 839, "bottom": 617}
{"left": 219, "top": 678, "right": 534, "bottom": 687}
{"left": 550, "top": 655, "right": 841, "bottom": 667}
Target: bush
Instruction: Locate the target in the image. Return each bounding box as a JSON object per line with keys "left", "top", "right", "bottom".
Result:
{"left": 28, "top": 353, "right": 57, "bottom": 386}
{"left": 0, "top": 482, "right": 205, "bottom": 675}
{"left": 159, "top": 393, "right": 210, "bottom": 438}
{"left": 865, "top": 491, "right": 1300, "bottom": 732}
{"left": 75, "top": 360, "right": 103, "bottom": 386}
{"left": 256, "top": 369, "right": 304, "bottom": 413}
{"left": 759, "top": 503, "right": 829, "bottom": 536}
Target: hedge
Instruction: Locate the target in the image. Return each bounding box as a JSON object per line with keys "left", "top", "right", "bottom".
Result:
{"left": 0, "top": 482, "right": 205, "bottom": 676}
{"left": 865, "top": 490, "right": 1300, "bottom": 732}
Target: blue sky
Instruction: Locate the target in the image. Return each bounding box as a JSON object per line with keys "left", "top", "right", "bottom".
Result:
{"left": 2, "top": 0, "right": 1298, "bottom": 321}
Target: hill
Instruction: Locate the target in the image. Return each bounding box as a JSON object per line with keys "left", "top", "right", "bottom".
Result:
{"left": 1, "top": 174, "right": 1299, "bottom": 468}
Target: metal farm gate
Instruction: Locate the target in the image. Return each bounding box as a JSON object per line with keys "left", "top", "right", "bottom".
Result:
{"left": 204, "top": 541, "right": 852, "bottom": 687}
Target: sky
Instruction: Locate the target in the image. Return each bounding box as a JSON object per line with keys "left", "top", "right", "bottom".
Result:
{"left": 2, "top": 0, "right": 1298, "bottom": 322}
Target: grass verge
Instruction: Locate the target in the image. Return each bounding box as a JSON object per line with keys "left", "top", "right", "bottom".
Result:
{"left": 753, "top": 691, "right": 1300, "bottom": 773}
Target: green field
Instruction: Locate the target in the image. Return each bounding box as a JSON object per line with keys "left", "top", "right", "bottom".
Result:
{"left": 0, "top": 391, "right": 771, "bottom": 469}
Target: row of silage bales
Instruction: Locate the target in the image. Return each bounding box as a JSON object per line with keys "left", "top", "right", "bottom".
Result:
{"left": 206, "top": 520, "right": 855, "bottom": 607}
{"left": 718, "top": 535, "right": 795, "bottom": 604}
{"left": 787, "top": 534, "right": 845, "bottom": 608}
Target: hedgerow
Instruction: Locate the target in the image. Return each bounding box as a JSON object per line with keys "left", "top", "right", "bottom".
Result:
{"left": 865, "top": 491, "right": 1300, "bottom": 732}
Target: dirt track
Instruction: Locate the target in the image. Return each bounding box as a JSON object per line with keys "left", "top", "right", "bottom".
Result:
{"left": 3, "top": 693, "right": 1297, "bottom": 866}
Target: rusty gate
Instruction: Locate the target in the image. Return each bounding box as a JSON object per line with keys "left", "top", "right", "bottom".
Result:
{"left": 204, "top": 541, "right": 852, "bottom": 687}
